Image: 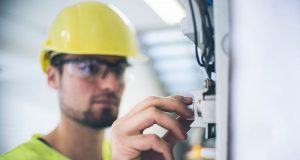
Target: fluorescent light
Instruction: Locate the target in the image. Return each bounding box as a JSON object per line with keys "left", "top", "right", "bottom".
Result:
{"left": 144, "top": 0, "right": 186, "bottom": 25}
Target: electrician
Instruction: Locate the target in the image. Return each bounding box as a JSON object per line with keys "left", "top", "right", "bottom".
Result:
{"left": 0, "top": 2, "right": 193, "bottom": 160}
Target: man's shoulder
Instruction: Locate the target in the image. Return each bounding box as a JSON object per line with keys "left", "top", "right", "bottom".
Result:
{"left": 1, "top": 140, "right": 43, "bottom": 160}
{"left": 0, "top": 136, "right": 68, "bottom": 160}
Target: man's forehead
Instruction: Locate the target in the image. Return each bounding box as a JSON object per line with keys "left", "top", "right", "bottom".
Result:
{"left": 64, "top": 54, "right": 127, "bottom": 62}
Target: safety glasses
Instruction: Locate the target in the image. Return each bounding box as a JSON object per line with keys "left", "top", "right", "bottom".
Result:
{"left": 59, "top": 57, "right": 130, "bottom": 82}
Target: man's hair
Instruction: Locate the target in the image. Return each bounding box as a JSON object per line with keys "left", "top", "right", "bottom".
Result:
{"left": 50, "top": 54, "right": 66, "bottom": 74}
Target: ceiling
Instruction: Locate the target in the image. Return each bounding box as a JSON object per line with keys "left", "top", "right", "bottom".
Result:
{"left": 0, "top": 0, "right": 183, "bottom": 56}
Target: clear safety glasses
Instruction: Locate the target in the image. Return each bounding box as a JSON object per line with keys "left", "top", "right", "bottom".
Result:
{"left": 60, "top": 57, "right": 130, "bottom": 81}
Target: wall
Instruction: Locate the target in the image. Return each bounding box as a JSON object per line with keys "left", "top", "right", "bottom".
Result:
{"left": 230, "top": 0, "right": 300, "bottom": 159}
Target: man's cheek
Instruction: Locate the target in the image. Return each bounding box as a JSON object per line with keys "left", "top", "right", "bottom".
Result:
{"left": 63, "top": 81, "right": 92, "bottom": 108}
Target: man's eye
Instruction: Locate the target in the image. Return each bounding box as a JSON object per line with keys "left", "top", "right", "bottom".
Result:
{"left": 113, "top": 65, "right": 126, "bottom": 76}
{"left": 79, "top": 63, "right": 99, "bottom": 75}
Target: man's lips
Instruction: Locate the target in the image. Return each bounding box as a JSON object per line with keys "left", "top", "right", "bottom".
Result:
{"left": 92, "top": 99, "right": 117, "bottom": 107}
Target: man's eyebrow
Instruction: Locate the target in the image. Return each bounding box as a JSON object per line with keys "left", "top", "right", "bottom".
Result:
{"left": 94, "top": 58, "right": 128, "bottom": 63}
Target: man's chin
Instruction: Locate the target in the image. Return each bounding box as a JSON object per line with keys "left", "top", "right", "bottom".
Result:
{"left": 62, "top": 106, "right": 118, "bottom": 129}
{"left": 81, "top": 109, "right": 118, "bottom": 129}
{"left": 82, "top": 120, "right": 115, "bottom": 129}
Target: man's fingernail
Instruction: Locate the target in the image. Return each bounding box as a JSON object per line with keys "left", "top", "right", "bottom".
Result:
{"left": 183, "top": 96, "right": 193, "bottom": 102}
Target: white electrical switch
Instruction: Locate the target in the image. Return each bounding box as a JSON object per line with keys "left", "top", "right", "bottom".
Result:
{"left": 190, "top": 89, "right": 216, "bottom": 139}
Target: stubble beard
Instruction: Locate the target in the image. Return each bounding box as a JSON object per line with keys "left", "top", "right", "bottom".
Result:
{"left": 61, "top": 92, "right": 120, "bottom": 129}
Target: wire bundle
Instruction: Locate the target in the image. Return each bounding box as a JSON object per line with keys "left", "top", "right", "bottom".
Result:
{"left": 188, "top": 0, "right": 215, "bottom": 79}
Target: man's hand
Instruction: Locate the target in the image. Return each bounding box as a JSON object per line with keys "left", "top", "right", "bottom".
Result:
{"left": 111, "top": 95, "right": 193, "bottom": 160}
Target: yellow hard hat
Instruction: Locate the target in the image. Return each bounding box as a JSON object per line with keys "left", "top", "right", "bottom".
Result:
{"left": 41, "top": 1, "right": 145, "bottom": 73}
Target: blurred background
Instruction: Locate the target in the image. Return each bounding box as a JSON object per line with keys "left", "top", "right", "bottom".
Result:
{"left": 2, "top": 0, "right": 300, "bottom": 160}
{"left": 0, "top": 0, "right": 206, "bottom": 157}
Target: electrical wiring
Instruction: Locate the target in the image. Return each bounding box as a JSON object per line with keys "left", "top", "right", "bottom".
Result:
{"left": 188, "top": 0, "right": 204, "bottom": 67}
{"left": 188, "top": 0, "right": 215, "bottom": 79}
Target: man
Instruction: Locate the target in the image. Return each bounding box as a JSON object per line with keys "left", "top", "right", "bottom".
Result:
{"left": 0, "top": 2, "right": 193, "bottom": 160}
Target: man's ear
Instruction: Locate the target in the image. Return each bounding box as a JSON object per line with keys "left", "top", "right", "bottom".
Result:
{"left": 47, "top": 66, "right": 60, "bottom": 90}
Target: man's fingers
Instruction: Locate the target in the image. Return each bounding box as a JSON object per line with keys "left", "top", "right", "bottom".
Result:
{"left": 163, "top": 117, "right": 193, "bottom": 148}
{"left": 112, "top": 96, "right": 194, "bottom": 159}
{"left": 130, "top": 134, "right": 173, "bottom": 160}
{"left": 122, "top": 107, "right": 187, "bottom": 140}
{"left": 167, "top": 95, "right": 193, "bottom": 105}
{"left": 125, "top": 96, "right": 193, "bottom": 119}
{"left": 177, "top": 116, "right": 193, "bottom": 132}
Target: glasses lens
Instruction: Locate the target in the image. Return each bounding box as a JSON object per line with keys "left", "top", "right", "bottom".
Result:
{"left": 65, "top": 58, "right": 129, "bottom": 81}
{"left": 111, "top": 63, "right": 128, "bottom": 78}
{"left": 67, "top": 59, "right": 106, "bottom": 78}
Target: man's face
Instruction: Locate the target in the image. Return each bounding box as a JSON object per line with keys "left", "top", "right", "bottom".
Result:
{"left": 48, "top": 55, "right": 127, "bottom": 129}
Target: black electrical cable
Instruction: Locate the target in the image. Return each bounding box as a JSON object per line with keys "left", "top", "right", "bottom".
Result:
{"left": 203, "top": 1, "right": 214, "bottom": 63}
{"left": 205, "top": 2, "right": 215, "bottom": 68}
{"left": 188, "top": 0, "right": 215, "bottom": 79}
{"left": 188, "top": 0, "right": 204, "bottom": 67}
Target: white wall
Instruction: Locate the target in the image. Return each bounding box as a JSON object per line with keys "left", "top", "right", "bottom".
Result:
{"left": 231, "top": 0, "right": 300, "bottom": 159}
{"left": 0, "top": 52, "right": 60, "bottom": 152}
